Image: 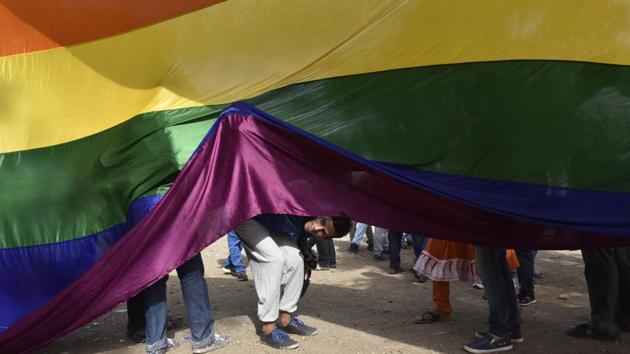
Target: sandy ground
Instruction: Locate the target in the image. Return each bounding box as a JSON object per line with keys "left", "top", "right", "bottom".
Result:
{"left": 37, "top": 239, "right": 630, "bottom": 354}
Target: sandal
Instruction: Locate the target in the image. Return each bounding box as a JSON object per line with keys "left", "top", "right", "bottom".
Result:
{"left": 414, "top": 311, "right": 441, "bottom": 324}
{"left": 567, "top": 323, "right": 620, "bottom": 341}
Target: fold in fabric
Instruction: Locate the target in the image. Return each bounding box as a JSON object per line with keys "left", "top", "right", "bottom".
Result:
{"left": 1, "top": 103, "right": 628, "bottom": 353}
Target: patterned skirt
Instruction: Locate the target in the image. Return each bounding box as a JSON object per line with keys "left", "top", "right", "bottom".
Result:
{"left": 413, "top": 238, "right": 476, "bottom": 282}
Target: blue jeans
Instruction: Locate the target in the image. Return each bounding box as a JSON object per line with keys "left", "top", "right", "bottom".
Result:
{"left": 144, "top": 253, "right": 215, "bottom": 352}
{"left": 388, "top": 231, "right": 426, "bottom": 269}
{"left": 516, "top": 249, "right": 535, "bottom": 298}
{"left": 223, "top": 231, "right": 246, "bottom": 273}
{"left": 351, "top": 223, "right": 369, "bottom": 244}
{"left": 475, "top": 246, "right": 520, "bottom": 338}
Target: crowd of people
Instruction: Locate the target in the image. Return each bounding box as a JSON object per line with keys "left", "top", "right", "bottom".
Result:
{"left": 126, "top": 218, "right": 630, "bottom": 354}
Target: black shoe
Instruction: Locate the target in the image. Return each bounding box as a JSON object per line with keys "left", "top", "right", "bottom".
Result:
{"left": 127, "top": 327, "right": 145, "bottom": 343}
{"left": 517, "top": 294, "right": 537, "bottom": 306}
{"left": 475, "top": 330, "right": 523, "bottom": 344}
{"left": 373, "top": 254, "right": 386, "bottom": 261}
{"left": 166, "top": 316, "right": 184, "bottom": 330}
{"left": 409, "top": 268, "right": 419, "bottom": 278}
{"left": 366, "top": 243, "right": 374, "bottom": 251}
{"left": 222, "top": 265, "right": 235, "bottom": 274}
{"left": 315, "top": 264, "right": 330, "bottom": 271}
{"left": 349, "top": 243, "right": 359, "bottom": 253}
{"left": 567, "top": 323, "right": 620, "bottom": 341}
{"left": 280, "top": 317, "right": 319, "bottom": 336}
{"left": 236, "top": 271, "right": 248, "bottom": 281}
{"left": 387, "top": 266, "right": 404, "bottom": 274}
{"left": 408, "top": 268, "right": 427, "bottom": 282}
{"left": 329, "top": 263, "right": 337, "bottom": 269}
{"left": 127, "top": 316, "right": 184, "bottom": 343}
{"left": 261, "top": 328, "right": 299, "bottom": 349}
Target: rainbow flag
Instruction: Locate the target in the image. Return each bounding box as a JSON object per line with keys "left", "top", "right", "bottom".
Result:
{"left": 2, "top": 1, "right": 630, "bottom": 352}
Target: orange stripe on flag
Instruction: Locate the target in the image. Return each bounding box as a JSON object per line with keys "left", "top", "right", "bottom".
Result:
{"left": 0, "top": 0, "right": 222, "bottom": 57}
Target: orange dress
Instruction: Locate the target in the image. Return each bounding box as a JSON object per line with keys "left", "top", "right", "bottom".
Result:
{"left": 414, "top": 238, "right": 520, "bottom": 318}
{"left": 413, "top": 238, "right": 476, "bottom": 282}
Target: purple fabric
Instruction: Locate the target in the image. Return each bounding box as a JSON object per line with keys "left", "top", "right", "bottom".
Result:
{"left": 1, "top": 103, "right": 627, "bottom": 353}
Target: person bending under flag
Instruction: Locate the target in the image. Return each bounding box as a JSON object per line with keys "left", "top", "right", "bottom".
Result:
{"left": 235, "top": 214, "right": 351, "bottom": 350}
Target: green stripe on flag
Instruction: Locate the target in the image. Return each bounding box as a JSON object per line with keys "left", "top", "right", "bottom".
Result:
{"left": 4, "top": 60, "right": 630, "bottom": 248}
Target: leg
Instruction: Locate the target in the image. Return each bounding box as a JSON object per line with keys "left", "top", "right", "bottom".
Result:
{"left": 314, "top": 238, "right": 331, "bottom": 268}
{"left": 127, "top": 294, "right": 145, "bottom": 338}
{"left": 236, "top": 220, "right": 285, "bottom": 332}
{"left": 351, "top": 223, "right": 368, "bottom": 244}
{"left": 615, "top": 247, "right": 630, "bottom": 330}
{"left": 515, "top": 249, "right": 536, "bottom": 303}
{"left": 475, "top": 246, "right": 519, "bottom": 338}
{"left": 348, "top": 221, "right": 357, "bottom": 242}
{"left": 373, "top": 227, "right": 387, "bottom": 256}
{"left": 388, "top": 230, "right": 403, "bottom": 270}
{"left": 276, "top": 234, "right": 305, "bottom": 323}
{"left": 365, "top": 225, "right": 374, "bottom": 246}
{"left": 306, "top": 234, "right": 317, "bottom": 250}
{"left": 433, "top": 281, "right": 453, "bottom": 316}
{"left": 325, "top": 238, "right": 336, "bottom": 267}
{"left": 224, "top": 231, "right": 246, "bottom": 273}
{"left": 176, "top": 253, "right": 215, "bottom": 348}
{"left": 143, "top": 276, "right": 170, "bottom": 352}
{"left": 411, "top": 234, "right": 427, "bottom": 263}
{"left": 582, "top": 248, "right": 621, "bottom": 336}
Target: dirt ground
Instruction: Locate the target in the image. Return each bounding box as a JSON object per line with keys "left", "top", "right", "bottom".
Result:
{"left": 38, "top": 238, "right": 630, "bottom": 354}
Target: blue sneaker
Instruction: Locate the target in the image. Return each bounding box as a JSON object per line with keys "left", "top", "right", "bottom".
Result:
{"left": 475, "top": 330, "right": 523, "bottom": 344}
{"left": 464, "top": 334, "right": 512, "bottom": 353}
{"left": 260, "top": 328, "right": 299, "bottom": 350}
{"left": 280, "top": 317, "right": 319, "bottom": 336}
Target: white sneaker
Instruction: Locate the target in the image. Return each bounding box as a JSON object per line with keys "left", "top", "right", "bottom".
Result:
{"left": 472, "top": 282, "right": 484, "bottom": 289}
{"left": 192, "top": 333, "right": 229, "bottom": 353}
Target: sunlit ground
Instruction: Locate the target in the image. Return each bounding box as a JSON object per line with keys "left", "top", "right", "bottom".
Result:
{"left": 38, "top": 240, "right": 629, "bottom": 354}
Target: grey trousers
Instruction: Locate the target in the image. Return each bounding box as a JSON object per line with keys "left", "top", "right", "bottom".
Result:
{"left": 373, "top": 227, "right": 389, "bottom": 256}
{"left": 235, "top": 219, "right": 304, "bottom": 322}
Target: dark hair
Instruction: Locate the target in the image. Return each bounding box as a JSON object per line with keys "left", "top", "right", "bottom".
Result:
{"left": 331, "top": 217, "right": 352, "bottom": 238}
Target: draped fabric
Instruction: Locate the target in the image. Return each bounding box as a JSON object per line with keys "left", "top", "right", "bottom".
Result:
{"left": 3, "top": 1, "right": 630, "bottom": 352}
{"left": 2, "top": 104, "right": 629, "bottom": 353}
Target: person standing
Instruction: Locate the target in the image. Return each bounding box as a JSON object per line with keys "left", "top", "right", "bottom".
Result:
{"left": 143, "top": 253, "right": 229, "bottom": 354}
{"left": 515, "top": 249, "right": 536, "bottom": 306}
{"left": 387, "top": 230, "right": 426, "bottom": 274}
{"left": 372, "top": 226, "right": 389, "bottom": 261}
{"left": 464, "top": 246, "right": 522, "bottom": 353}
{"left": 222, "top": 230, "right": 248, "bottom": 281}
{"left": 567, "top": 247, "right": 630, "bottom": 341}
{"left": 413, "top": 239, "right": 476, "bottom": 323}
{"left": 348, "top": 222, "right": 373, "bottom": 253}
{"left": 307, "top": 236, "right": 337, "bottom": 270}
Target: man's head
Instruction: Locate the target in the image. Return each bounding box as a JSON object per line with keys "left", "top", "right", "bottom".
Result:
{"left": 304, "top": 216, "right": 352, "bottom": 239}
